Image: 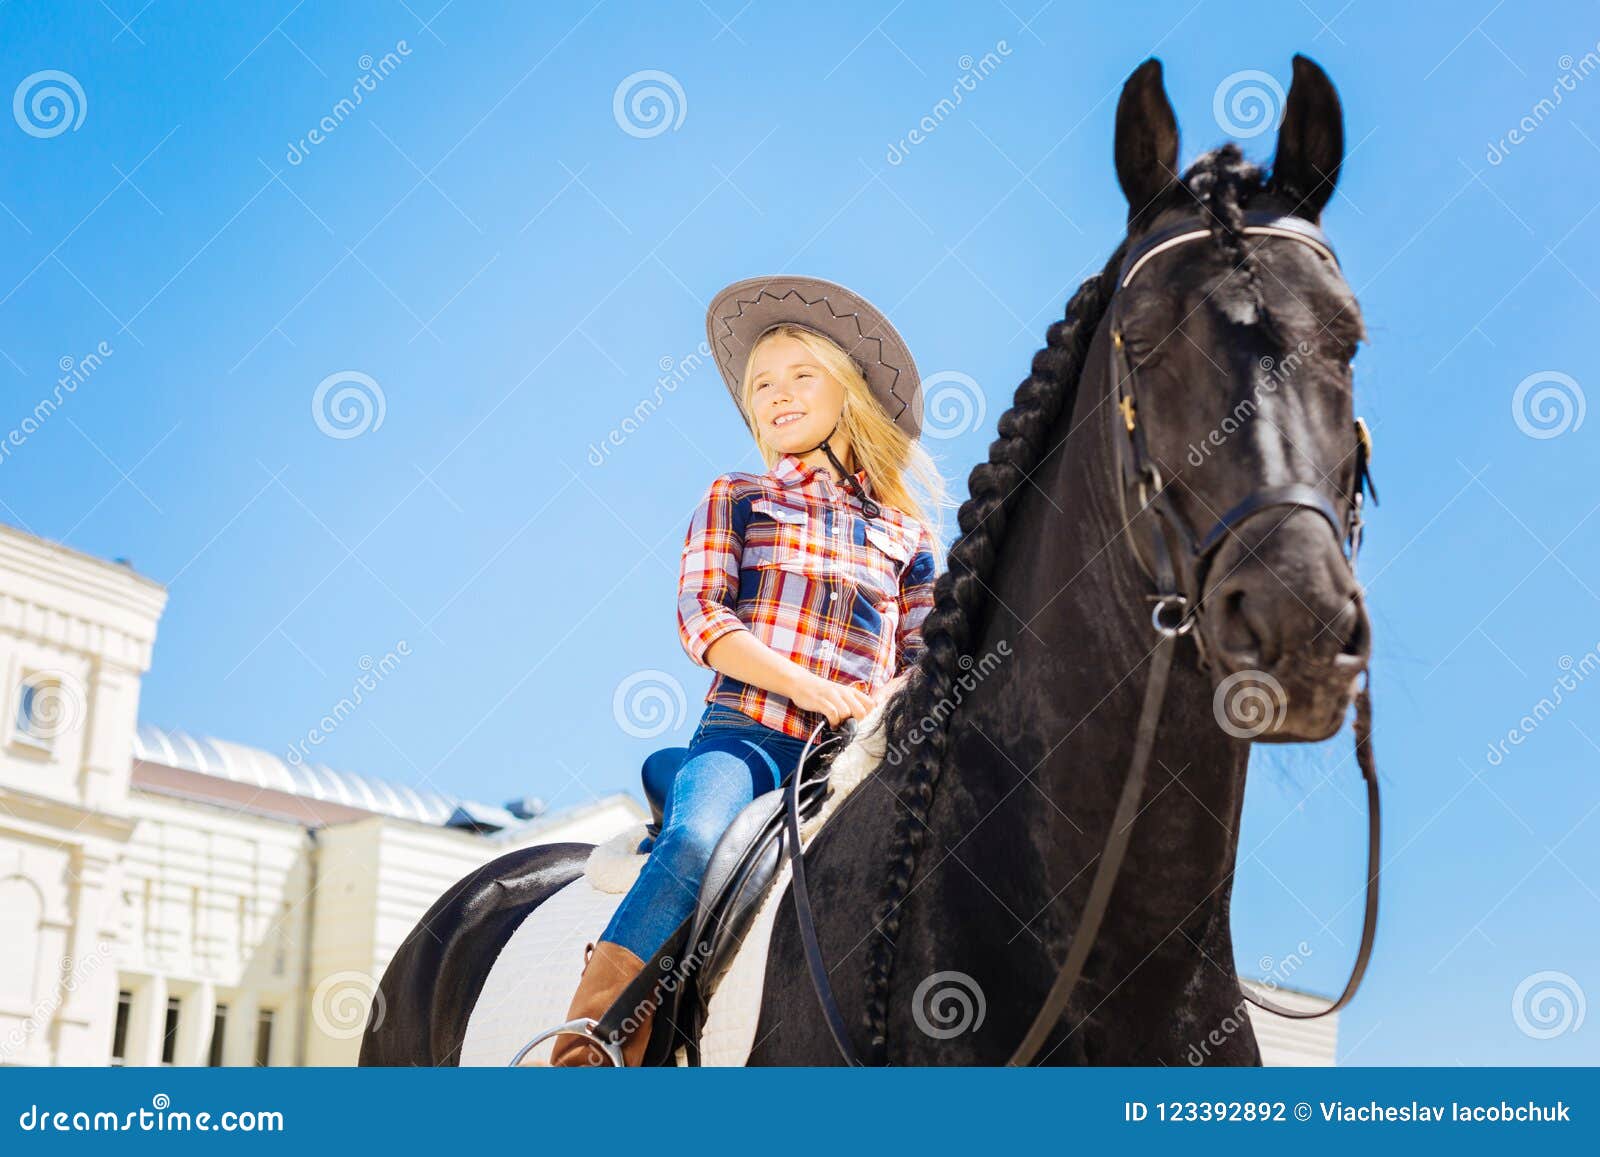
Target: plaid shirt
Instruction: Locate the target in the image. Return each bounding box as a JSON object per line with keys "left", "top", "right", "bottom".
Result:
{"left": 677, "top": 452, "right": 941, "bottom": 741}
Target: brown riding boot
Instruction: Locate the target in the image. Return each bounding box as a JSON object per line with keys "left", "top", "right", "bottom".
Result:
{"left": 547, "top": 940, "right": 655, "bottom": 1066}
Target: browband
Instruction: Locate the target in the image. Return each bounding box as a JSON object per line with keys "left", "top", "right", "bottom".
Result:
{"left": 1118, "top": 210, "right": 1339, "bottom": 289}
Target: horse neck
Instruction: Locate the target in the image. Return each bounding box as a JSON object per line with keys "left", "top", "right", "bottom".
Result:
{"left": 947, "top": 334, "right": 1252, "bottom": 1000}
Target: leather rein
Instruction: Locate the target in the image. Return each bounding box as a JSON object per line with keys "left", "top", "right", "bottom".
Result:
{"left": 787, "top": 210, "right": 1384, "bottom": 1066}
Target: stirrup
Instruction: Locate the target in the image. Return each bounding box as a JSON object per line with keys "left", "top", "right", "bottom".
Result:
{"left": 508, "top": 1017, "right": 625, "bottom": 1068}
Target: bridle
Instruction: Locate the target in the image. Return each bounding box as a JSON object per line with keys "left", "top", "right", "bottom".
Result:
{"left": 786, "top": 209, "right": 1384, "bottom": 1066}
{"left": 1105, "top": 209, "right": 1375, "bottom": 661}
{"left": 1004, "top": 208, "right": 1382, "bottom": 1056}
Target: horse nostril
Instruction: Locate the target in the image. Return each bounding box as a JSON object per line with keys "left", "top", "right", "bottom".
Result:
{"left": 1215, "top": 587, "right": 1269, "bottom": 666}
{"left": 1333, "top": 595, "right": 1370, "bottom": 659}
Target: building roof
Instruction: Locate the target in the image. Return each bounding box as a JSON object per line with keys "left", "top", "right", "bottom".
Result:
{"left": 0, "top": 520, "right": 165, "bottom": 592}
{"left": 133, "top": 723, "right": 521, "bottom": 831}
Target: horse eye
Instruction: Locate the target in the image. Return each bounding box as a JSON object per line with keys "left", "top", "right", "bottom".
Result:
{"left": 1126, "top": 343, "right": 1161, "bottom": 370}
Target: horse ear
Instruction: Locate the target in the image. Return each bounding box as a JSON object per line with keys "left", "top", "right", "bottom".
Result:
{"left": 1270, "top": 54, "right": 1344, "bottom": 221}
{"left": 1114, "top": 58, "right": 1179, "bottom": 219}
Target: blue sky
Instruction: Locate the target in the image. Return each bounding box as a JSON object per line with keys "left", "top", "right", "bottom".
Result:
{"left": 2, "top": 1, "right": 1596, "bottom": 1065}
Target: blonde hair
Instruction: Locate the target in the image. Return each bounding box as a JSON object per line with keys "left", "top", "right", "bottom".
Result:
{"left": 738, "top": 324, "right": 951, "bottom": 539}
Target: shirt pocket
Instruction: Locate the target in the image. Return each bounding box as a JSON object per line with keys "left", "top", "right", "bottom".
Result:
{"left": 743, "top": 497, "right": 820, "bottom": 576}
{"left": 859, "top": 522, "right": 911, "bottom": 605}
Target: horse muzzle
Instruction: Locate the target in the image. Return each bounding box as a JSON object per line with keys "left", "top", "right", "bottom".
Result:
{"left": 1199, "top": 508, "right": 1371, "bottom": 743}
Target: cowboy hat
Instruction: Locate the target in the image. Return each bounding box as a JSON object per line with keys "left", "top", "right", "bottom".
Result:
{"left": 705, "top": 275, "right": 923, "bottom": 439}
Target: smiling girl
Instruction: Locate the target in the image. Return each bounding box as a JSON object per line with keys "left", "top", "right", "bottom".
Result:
{"left": 546, "top": 276, "right": 948, "bottom": 1065}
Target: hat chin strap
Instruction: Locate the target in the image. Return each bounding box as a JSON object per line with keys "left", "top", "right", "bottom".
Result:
{"left": 796, "top": 419, "right": 880, "bottom": 520}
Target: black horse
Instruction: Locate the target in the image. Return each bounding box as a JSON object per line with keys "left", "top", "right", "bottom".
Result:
{"left": 361, "top": 54, "right": 1374, "bottom": 1068}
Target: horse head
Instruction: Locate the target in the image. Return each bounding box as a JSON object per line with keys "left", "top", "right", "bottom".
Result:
{"left": 1108, "top": 55, "right": 1371, "bottom": 742}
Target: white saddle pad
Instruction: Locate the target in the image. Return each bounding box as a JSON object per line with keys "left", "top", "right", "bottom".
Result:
{"left": 457, "top": 705, "right": 889, "bottom": 1067}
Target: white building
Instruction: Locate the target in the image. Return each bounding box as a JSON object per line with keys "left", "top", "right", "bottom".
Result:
{"left": 0, "top": 522, "right": 643, "bottom": 1067}
{"left": 0, "top": 521, "right": 1335, "bottom": 1067}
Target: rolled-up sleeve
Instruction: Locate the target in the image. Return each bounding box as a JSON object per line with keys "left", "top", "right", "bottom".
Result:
{"left": 894, "top": 520, "right": 940, "bottom": 672}
{"left": 677, "top": 476, "right": 750, "bottom": 667}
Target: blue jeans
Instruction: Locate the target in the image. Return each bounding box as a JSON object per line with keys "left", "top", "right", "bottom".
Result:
{"left": 599, "top": 702, "right": 809, "bottom": 961}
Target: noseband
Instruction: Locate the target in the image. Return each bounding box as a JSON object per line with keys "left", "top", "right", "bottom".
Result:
{"left": 788, "top": 211, "right": 1384, "bottom": 1066}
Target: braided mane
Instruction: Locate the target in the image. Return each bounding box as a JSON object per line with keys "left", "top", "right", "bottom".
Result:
{"left": 860, "top": 144, "right": 1270, "bottom": 1061}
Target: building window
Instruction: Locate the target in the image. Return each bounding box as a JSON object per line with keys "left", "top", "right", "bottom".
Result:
{"left": 208, "top": 1004, "right": 228, "bottom": 1067}
{"left": 12, "top": 676, "right": 63, "bottom": 751}
{"left": 254, "top": 1009, "right": 274, "bottom": 1067}
{"left": 110, "top": 991, "right": 132, "bottom": 1066}
{"left": 161, "top": 997, "right": 181, "bottom": 1065}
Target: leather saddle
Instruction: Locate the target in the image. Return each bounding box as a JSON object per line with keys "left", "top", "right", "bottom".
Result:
{"left": 624, "top": 740, "right": 838, "bottom": 1064}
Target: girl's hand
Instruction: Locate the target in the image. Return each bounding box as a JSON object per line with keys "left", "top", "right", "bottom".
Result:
{"left": 871, "top": 671, "right": 909, "bottom": 707}
{"left": 784, "top": 669, "right": 876, "bottom": 726}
